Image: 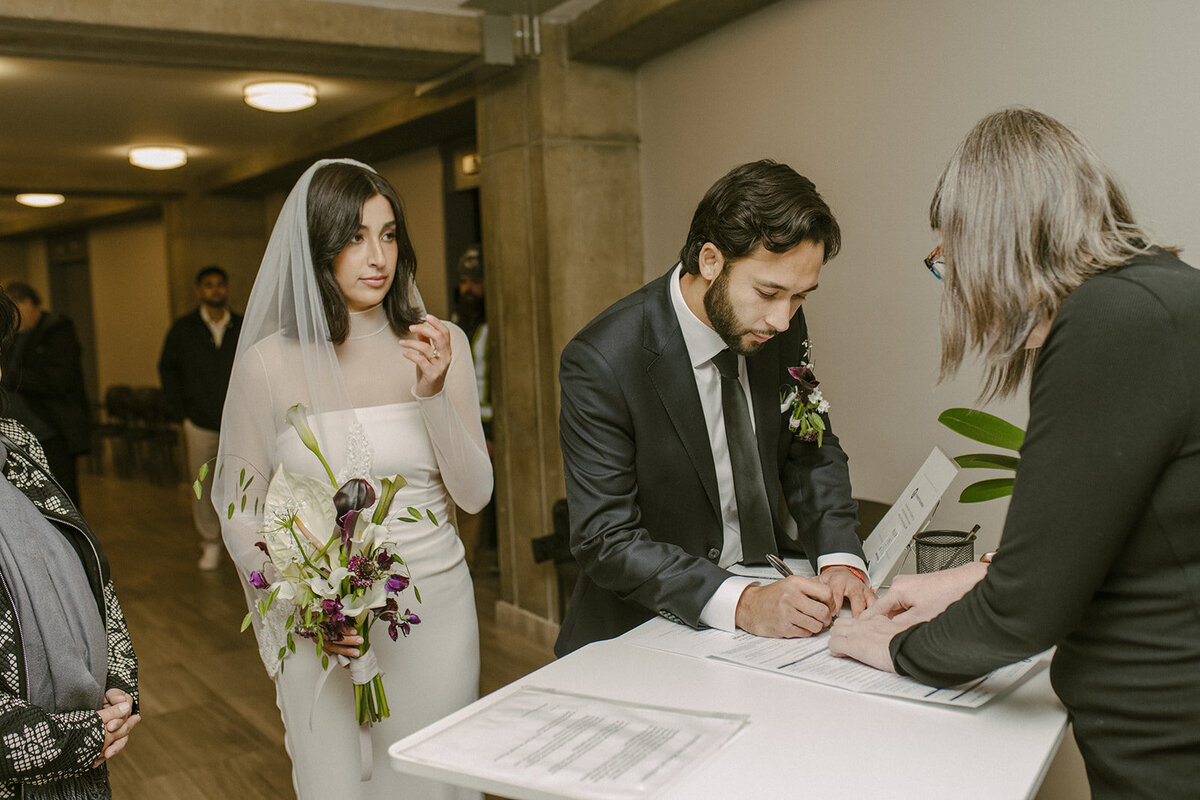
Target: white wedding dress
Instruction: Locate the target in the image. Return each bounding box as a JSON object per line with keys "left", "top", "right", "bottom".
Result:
{"left": 220, "top": 305, "right": 491, "bottom": 799}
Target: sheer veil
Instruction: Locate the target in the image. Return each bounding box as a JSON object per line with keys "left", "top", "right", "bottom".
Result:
{"left": 212, "top": 158, "right": 426, "bottom": 672}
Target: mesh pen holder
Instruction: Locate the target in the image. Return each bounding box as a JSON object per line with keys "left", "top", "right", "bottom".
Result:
{"left": 914, "top": 530, "right": 976, "bottom": 573}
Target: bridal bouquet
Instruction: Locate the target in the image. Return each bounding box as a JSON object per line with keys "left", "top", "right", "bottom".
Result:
{"left": 780, "top": 339, "right": 830, "bottom": 446}
{"left": 240, "top": 403, "right": 426, "bottom": 726}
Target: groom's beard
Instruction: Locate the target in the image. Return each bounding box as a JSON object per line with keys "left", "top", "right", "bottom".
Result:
{"left": 703, "top": 269, "right": 773, "bottom": 357}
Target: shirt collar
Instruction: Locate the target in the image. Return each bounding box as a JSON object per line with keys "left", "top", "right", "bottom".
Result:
{"left": 669, "top": 263, "right": 727, "bottom": 368}
{"left": 200, "top": 307, "right": 231, "bottom": 328}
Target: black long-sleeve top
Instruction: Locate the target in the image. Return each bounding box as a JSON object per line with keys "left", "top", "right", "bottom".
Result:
{"left": 891, "top": 249, "right": 1200, "bottom": 798}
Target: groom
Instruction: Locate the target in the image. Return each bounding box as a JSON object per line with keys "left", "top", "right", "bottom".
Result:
{"left": 555, "top": 160, "right": 873, "bottom": 656}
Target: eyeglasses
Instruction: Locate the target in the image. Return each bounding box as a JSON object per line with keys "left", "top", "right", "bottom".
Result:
{"left": 924, "top": 246, "right": 944, "bottom": 282}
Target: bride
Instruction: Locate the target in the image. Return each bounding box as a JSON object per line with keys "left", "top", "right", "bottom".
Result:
{"left": 215, "top": 159, "right": 491, "bottom": 798}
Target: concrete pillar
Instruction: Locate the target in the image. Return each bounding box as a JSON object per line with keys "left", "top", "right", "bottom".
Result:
{"left": 477, "top": 23, "right": 644, "bottom": 641}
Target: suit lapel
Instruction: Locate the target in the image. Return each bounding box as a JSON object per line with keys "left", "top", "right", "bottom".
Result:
{"left": 643, "top": 272, "right": 722, "bottom": 520}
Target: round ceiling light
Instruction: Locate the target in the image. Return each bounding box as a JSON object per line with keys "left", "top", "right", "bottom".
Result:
{"left": 129, "top": 146, "right": 188, "bottom": 170}
{"left": 16, "top": 193, "right": 66, "bottom": 208}
{"left": 244, "top": 81, "right": 318, "bottom": 112}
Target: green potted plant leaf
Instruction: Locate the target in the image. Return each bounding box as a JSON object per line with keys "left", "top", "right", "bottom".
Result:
{"left": 938, "top": 408, "right": 1025, "bottom": 503}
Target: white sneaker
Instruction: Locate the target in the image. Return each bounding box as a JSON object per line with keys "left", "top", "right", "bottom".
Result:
{"left": 198, "top": 542, "right": 222, "bottom": 571}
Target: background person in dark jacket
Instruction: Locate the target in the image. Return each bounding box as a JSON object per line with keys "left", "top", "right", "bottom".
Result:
{"left": 0, "top": 281, "right": 91, "bottom": 506}
{"left": 158, "top": 266, "right": 242, "bottom": 570}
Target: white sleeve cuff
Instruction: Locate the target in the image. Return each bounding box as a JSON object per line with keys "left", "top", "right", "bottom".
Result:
{"left": 698, "top": 576, "right": 761, "bottom": 632}
{"left": 816, "top": 553, "right": 868, "bottom": 577}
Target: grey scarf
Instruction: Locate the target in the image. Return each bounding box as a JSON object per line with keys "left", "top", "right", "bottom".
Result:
{"left": 0, "top": 443, "right": 106, "bottom": 714}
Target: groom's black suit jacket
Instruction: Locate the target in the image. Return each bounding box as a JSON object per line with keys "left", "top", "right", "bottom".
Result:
{"left": 555, "top": 267, "right": 864, "bottom": 656}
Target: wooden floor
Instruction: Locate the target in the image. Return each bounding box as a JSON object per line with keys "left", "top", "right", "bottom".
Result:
{"left": 80, "top": 471, "right": 555, "bottom": 799}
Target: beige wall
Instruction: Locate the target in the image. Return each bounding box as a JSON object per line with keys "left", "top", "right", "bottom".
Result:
{"left": 375, "top": 146, "right": 450, "bottom": 320}
{"left": 88, "top": 219, "right": 171, "bottom": 390}
{"left": 637, "top": 0, "right": 1200, "bottom": 556}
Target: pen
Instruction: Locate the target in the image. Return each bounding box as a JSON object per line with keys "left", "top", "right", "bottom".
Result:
{"left": 765, "top": 553, "right": 793, "bottom": 578}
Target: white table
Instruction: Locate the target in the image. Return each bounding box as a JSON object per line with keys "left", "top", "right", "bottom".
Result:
{"left": 390, "top": 619, "right": 1067, "bottom": 799}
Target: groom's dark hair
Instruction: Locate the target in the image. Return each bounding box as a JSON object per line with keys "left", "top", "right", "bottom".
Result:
{"left": 679, "top": 159, "right": 840, "bottom": 274}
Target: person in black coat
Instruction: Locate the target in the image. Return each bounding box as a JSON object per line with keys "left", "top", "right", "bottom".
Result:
{"left": 830, "top": 108, "right": 1200, "bottom": 798}
{"left": 158, "top": 265, "right": 242, "bottom": 570}
{"left": 0, "top": 282, "right": 90, "bottom": 506}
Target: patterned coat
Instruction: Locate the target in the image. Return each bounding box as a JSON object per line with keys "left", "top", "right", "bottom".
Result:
{"left": 0, "top": 418, "right": 138, "bottom": 799}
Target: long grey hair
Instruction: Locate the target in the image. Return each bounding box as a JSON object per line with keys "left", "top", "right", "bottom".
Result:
{"left": 930, "top": 107, "right": 1166, "bottom": 399}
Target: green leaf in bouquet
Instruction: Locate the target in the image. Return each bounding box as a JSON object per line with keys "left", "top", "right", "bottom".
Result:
{"left": 426, "top": 510, "right": 437, "bottom": 525}
{"left": 407, "top": 506, "right": 420, "bottom": 518}
{"left": 244, "top": 476, "right": 254, "bottom": 491}
{"left": 285, "top": 614, "right": 294, "bottom": 629}
{"left": 321, "top": 653, "right": 329, "bottom": 670}
{"left": 241, "top": 611, "right": 253, "bottom": 632}
{"left": 938, "top": 408, "right": 1024, "bottom": 451}
{"left": 241, "top": 496, "right": 247, "bottom": 512}
{"left": 958, "top": 477, "right": 1016, "bottom": 503}
{"left": 254, "top": 498, "right": 259, "bottom": 515}
{"left": 954, "top": 453, "right": 1020, "bottom": 471}
{"left": 413, "top": 585, "right": 422, "bottom": 603}
{"left": 239, "top": 467, "right": 246, "bottom": 487}
{"left": 192, "top": 480, "right": 203, "bottom": 500}
{"left": 227, "top": 502, "right": 235, "bottom": 519}
{"left": 198, "top": 462, "right": 209, "bottom": 482}
{"left": 278, "top": 646, "right": 287, "bottom": 660}
{"left": 265, "top": 584, "right": 280, "bottom": 612}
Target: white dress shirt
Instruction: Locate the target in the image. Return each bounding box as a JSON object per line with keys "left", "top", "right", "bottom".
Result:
{"left": 201, "top": 307, "right": 232, "bottom": 349}
{"left": 666, "top": 265, "right": 866, "bottom": 631}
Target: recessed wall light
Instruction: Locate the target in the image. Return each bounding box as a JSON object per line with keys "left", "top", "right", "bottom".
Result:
{"left": 129, "top": 146, "right": 188, "bottom": 170}
{"left": 244, "top": 81, "right": 318, "bottom": 112}
{"left": 16, "top": 193, "right": 65, "bottom": 208}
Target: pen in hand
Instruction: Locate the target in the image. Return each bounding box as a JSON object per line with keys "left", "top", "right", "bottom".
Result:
{"left": 765, "top": 553, "right": 793, "bottom": 578}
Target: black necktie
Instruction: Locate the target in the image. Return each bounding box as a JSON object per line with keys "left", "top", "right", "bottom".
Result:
{"left": 712, "top": 349, "right": 777, "bottom": 565}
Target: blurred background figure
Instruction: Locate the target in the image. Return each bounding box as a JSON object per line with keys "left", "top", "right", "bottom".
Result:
{"left": 0, "top": 281, "right": 91, "bottom": 506}
{"left": 451, "top": 244, "right": 496, "bottom": 567}
{"left": 158, "top": 266, "right": 243, "bottom": 571}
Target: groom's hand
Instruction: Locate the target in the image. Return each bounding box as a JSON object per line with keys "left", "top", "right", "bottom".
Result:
{"left": 735, "top": 576, "right": 835, "bottom": 638}
{"left": 819, "top": 566, "right": 876, "bottom": 617}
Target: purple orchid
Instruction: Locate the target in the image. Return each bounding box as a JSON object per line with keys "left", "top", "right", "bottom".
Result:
{"left": 385, "top": 573, "right": 410, "bottom": 593}
{"left": 248, "top": 571, "right": 269, "bottom": 589}
{"left": 254, "top": 541, "right": 269, "bottom": 555}
{"left": 334, "top": 478, "right": 376, "bottom": 543}
{"left": 787, "top": 365, "right": 820, "bottom": 399}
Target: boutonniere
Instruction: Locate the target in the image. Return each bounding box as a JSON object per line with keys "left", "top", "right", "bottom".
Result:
{"left": 780, "top": 340, "right": 830, "bottom": 445}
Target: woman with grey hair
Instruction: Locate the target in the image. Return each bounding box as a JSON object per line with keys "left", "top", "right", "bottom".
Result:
{"left": 830, "top": 108, "right": 1200, "bottom": 797}
{"left": 0, "top": 288, "right": 140, "bottom": 799}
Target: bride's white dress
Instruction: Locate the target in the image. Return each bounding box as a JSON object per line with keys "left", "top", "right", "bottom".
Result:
{"left": 219, "top": 306, "right": 490, "bottom": 799}
{"left": 274, "top": 404, "right": 480, "bottom": 799}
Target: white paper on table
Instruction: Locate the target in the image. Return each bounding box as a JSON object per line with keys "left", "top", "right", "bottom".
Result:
{"left": 862, "top": 447, "right": 959, "bottom": 589}
{"left": 707, "top": 630, "right": 1043, "bottom": 708}
{"left": 393, "top": 686, "right": 748, "bottom": 800}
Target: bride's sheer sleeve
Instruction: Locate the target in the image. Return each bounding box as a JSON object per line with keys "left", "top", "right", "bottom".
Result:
{"left": 215, "top": 346, "right": 277, "bottom": 575}
{"left": 414, "top": 322, "right": 493, "bottom": 513}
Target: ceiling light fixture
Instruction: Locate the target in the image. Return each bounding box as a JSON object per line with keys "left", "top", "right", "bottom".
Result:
{"left": 244, "top": 81, "right": 318, "bottom": 112}
{"left": 16, "top": 193, "right": 65, "bottom": 208}
{"left": 129, "top": 146, "right": 188, "bottom": 170}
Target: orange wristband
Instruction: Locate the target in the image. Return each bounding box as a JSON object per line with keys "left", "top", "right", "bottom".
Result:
{"left": 821, "top": 564, "right": 868, "bottom": 584}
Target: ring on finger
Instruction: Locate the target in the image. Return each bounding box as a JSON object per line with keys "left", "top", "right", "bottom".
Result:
{"left": 431, "top": 346, "right": 441, "bottom": 360}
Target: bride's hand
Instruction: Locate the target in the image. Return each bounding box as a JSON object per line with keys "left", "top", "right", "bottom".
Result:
{"left": 401, "top": 314, "right": 452, "bottom": 397}
{"left": 322, "top": 630, "right": 364, "bottom": 660}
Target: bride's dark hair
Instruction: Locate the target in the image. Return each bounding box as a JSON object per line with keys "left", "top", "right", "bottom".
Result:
{"left": 307, "top": 162, "right": 424, "bottom": 344}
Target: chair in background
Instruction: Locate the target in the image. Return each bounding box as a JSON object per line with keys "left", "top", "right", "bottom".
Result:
{"left": 531, "top": 499, "right": 577, "bottom": 623}
{"left": 129, "top": 386, "right": 181, "bottom": 485}
{"left": 90, "top": 384, "right": 137, "bottom": 479}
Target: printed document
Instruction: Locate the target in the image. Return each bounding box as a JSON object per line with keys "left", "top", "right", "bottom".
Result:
{"left": 392, "top": 687, "right": 748, "bottom": 800}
